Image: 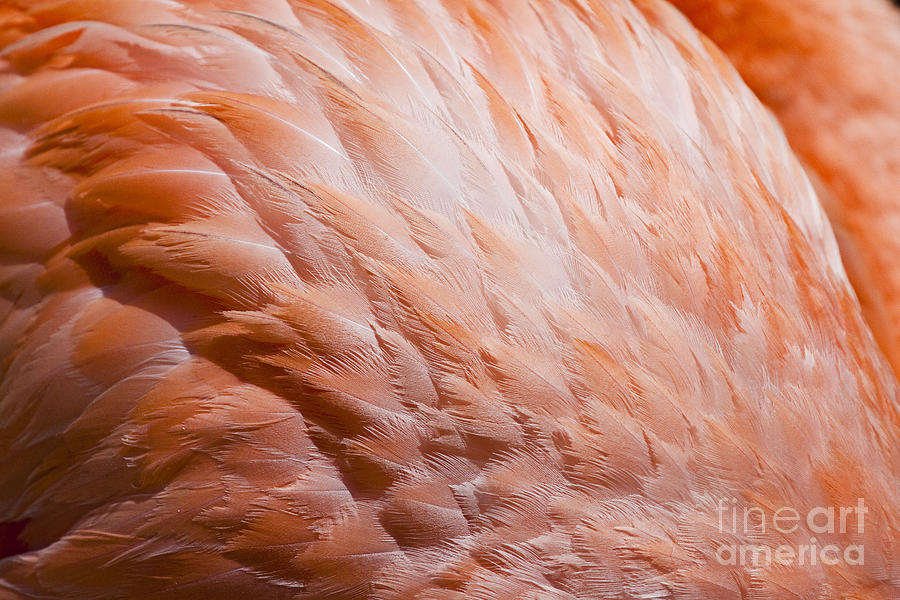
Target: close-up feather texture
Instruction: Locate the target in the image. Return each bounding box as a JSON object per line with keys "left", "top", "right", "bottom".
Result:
{"left": 0, "top": 0, "right": 898, "bottom": 598}
{"left": 671, "top": 0, "right": 900, "bottom": 378}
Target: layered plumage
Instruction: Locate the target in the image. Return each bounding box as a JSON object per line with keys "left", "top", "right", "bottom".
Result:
{"left": 670, "top": 0, "right": 900, "bottom": 378}
{"left": 0, "top": 1, "right": 898, "bottom": 598}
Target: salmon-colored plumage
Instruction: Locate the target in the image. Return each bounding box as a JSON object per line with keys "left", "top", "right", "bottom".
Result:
{"left": 671, "top": 0, "right": 900, "bottom": 378}
{"left": 0, "top": 1, "right": 898, "bottom": 598}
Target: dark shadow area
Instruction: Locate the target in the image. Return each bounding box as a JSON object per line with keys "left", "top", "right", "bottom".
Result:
{"left": 0, "top": 520, "right": 30, "bottom": 560}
